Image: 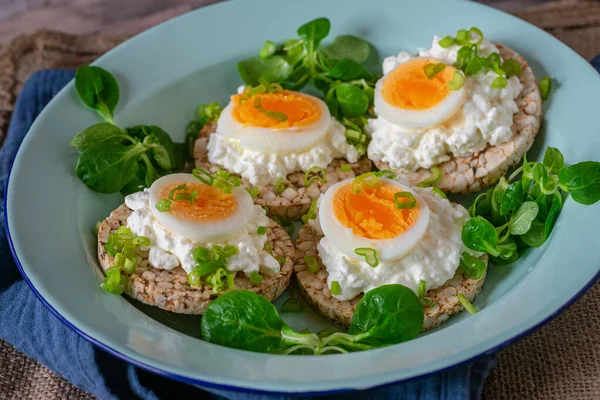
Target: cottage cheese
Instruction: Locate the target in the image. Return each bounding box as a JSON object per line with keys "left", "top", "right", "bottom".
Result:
{"left": 124, "top": 190, "right": 279, "bottom": 277}
{"left": 367, "top": 36, "right": 523, "bottom": 172}
{"left": 207, "top": 118, "right": 358, "bottom": 186}
{"left": 311, "top": 187, "right": 480, "bottom": 301}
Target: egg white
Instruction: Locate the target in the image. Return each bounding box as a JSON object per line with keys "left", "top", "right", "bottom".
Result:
{"left": 374, "top": 57, "right": 466, "bottom": 129}
{"left": 319, "top": 177, "right": 431, "bottom": 262}
{"left": 216, "top": 94, "right": 332, "bottom": 154}
{"left": 148, "top": 173, "right": 254, "bottom": 242}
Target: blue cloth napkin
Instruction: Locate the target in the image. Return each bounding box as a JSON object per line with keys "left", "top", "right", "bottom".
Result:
{"left": 0, "top": 69, "right": 498, "bottom": 400}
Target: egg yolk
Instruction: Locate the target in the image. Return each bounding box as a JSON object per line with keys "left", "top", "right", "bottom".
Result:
{"left": 159, "top": 182, "right": 237, "bottom": 223}
{"left": 333, "top": 182, "right": 420, "bottom": 240}
{"left": 231, "top": 90, "right": 322, "bottom": 129}
{"left": 382, "top": 58, "right": 457, "bottom": 110}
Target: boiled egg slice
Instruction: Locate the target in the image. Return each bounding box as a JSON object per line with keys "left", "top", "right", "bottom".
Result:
{"left": 149, "top": 173, "right": 254, "bottom": 242}
{"left": 319, "top": 177, "right": 430, "bottom": 262}
{"left": 217, "top": 90, "right": 332, "bottom": 153}
{"left": 374, "top": 57, "right": 466, "bottom": 129}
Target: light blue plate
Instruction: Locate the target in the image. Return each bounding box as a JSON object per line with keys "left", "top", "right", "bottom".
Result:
{"left": 6, "top": 0, "right": 600, "bottom": 394}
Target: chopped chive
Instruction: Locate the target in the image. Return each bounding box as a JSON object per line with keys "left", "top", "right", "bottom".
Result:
{"left": 257, "top": 226, "right": 267, "bottom": 235}
{"left": 492, "top": 76, "right": 508, "bottom": 89}
{"left": 458, "top": 293, "right": 478, "bottom": 314}
{"left": 304, "top": 166, "right": 327, "bottom": 187}
{"left": 438, "top": 35, "right": 454, "bottom": 48}
{"left": 417, "top": 167, "right": 443, "bottom": 187}
{"left": 192, "top": 168, "right": 214, "bottom": 185}
{"left": 155, "top": 199, "right": 172, "bottom": 212}
{"left": 344, "top": 129, "right": 362, "bottom": 143}
{"left": 351, "top": 172, "right": 380, "bottom": 194}
{"left": 455, "top": 29, "right": 469, "bottom": 45}
{"left": 187, "top": 270, "right": 202, "bottom": 287}
{"left": 502, "top": 59, "right": 521, "bottom": 78}
{"left": 132, "top": 235, "right": 150, "bottom": 247}
{"left": 539, "top": 76, "right": 552, "bottom": 100}
{"left": 421, "top": 297, "right": 437, "bottom": 308}
{"left": 281, "top": 298, "right": 304, "bottom": 313}
{"left": 355, "top": 248, "right": 379, "bottom": 267}
{"left": 227, "top": 271, "right": 236, "bottom": 291}
{"left": 117, "top": 226, "right": 133, "bottom": 238}
{"left": 276, "top": 256, "right": 286, "bottom": 265}
{"left": 168, "top": 183, "right": 188, "bottom": 200}
{"left": 469, "top": 26, "right": 483, "bottom": 45}
{"left": 250, "top": 271, "right": 263, "bottom": 285}
{"left": 246, "top": 187, "right": 260, "bottom": 198}
{"left": 447, "top": 71, "right": 465, "bottom": 90}
{"left": 194, "top": 247, "right": 210, "bottom": 263}
{"left": 263, "top": 242, "right": 273, "bottom": 255}
{"left": 188, "top": 190, "right": 199, "bottom": 204}
{"left": 424, "top": 62, "right": 446, "bottom": 79}
{"left": 375, "top": 169, "right": 396, "bottom": 179}
{"left": 114, "top": 252, "right": 126, "bottom": 267}
{"left": 330, "top": 281, "right": 341, "bottom": 296}
{"left": 275, "top": 178, "right": 285, "bottom": 194}
{"left": 394, "top": 192, "right": 416, "bottom": 209}
{"left": 101, "top": 267, "right": 124, "bottom": 295}
{"left": 213, "top": 178, "right": 233, "bottom": 194}
{"left": 418, "top": 280, "right": 427, "bottom": 298}
{"left": 431, "top": 187, "right": 448, "bottom": 199}
{"left": 340, "top": 163, "right": 351, "bottom": 172}
{"left": 301, "top": 199, "right": 318, "bottom": 223}
{"left": 304, "top": 255, "right": 319, "bottom": 273}
{"left": 123, "top": 257, "right": 136, "bottom": 274}
{"left": 222, "top": 245, "right": 238, "bottom": 258}
{"left": 196, "top": 259, "right": 226, "bottom": 276}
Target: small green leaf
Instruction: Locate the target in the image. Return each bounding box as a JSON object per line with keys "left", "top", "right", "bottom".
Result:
{"left": 508, "top": 201, "right": 539, "bottom": 235}
{"left": 459, "top": 252, "right": 486, "bottom": 279}
{"left": 238, "top": 56, "right": 293, "bottom": 86}
{"left": 520, "top": 220, "right": 547, "bottom": 247}
{"left": 543, "top": 146, "right": 564, "bottom": 174}
{"left": 260, "top": 41, "right": 277, "bottom": 58}
{"left": 559, "top": 161, "right": 600, "bottom": 205}
{"left": 297, "top": 18, "right": 331, "bottom": 48}
{"left": 545, "top": 191, "right": 563, "bottom": 237}
{"left": 75, "top": 66, "right": 120, "bottom": 123}
{"left": 322, "top": 35, "right": 370, "bottom": 63}
{"left": 500, "top": 181, "right": 525, "bottom": 216}
{"left": 335, "top": 83, "right": 369, "bottom": 118}
{"left": 461, "top": 217, "right": 500, "bottom": 257}
{"left": 327, "top": 59, "right": 372, "bottom": 80}
{"left": 71, "top": 123, "right": 128, "bottom": 152}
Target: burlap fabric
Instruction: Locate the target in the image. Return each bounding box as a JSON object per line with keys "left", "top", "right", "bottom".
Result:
{"left": 1, "top": 2, "right": 599, "bottom": 398}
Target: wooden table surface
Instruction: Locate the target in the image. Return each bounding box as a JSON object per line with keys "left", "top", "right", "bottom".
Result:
{"left": 0, "top": 0, "right": 568, "bottom": 44}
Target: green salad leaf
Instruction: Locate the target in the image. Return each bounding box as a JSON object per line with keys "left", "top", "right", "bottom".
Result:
{"left": 75, "top": 66, "right": 120, "bottom": 124}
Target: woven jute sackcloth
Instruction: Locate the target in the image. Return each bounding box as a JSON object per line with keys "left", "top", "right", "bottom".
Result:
{"left": 1, "top": 2, "right": 600, "bottom": 399}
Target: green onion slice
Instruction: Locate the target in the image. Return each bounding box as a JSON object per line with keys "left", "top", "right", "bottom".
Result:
{"left": 447, "top": 71, "right": 465, "bottom": 90}
{"left": 263, "top": 242, "right": 273, "bottom": 255}
{"left": 276, "top": 256, "right": 286, "bottom": 265}
{"left": 431, "top": 187, "right": 448, "bottom": 199}
{"left": 394, "top": 192, "right": 417, "bottom": 209}
{"left": 344, "top": 129, "right": 362, "bottom": 144}
{"left": 418, "top": 280, "right": 427, "bottom": 298}
{"left": 246, "top": 187, "right": 260, "bottom": 198}
{"left": 492, "top": 76, "right": 508, "bottom": 89}
{"left": 539, "top": 76, "right": 552, "bottom": 100}
{"left": 250, "top": 271, "right": 263, "bottom": 286}
{"left": 340, "top": 164, "right": 351, "bottom": 172}
{"left": 257, "top": 226, "right": 267, "bottom": 235}
{"left": 330, "top": 281, "right": 341, "bottom": 296}
{"left": 281, "top": 298, "right": 304, "bottom": 313}
{"left": 455, "top": 29, "right": 469, "bottom": 45}
{"left": 196, "top": 259, "right": 226, "bottom": 276}
{"left": 424, "top": 62, "right": 446, "bottom": 79}
{"left": 458, "top": 293, "right": 478, "bottom": 314}
{"left": 417, "top": 167, "right": 443, "bottom": 187}
{"left": 351, "top": 172, "right": 380, "bottom": 194}
{"left": 374, "top": 170, "right": 396, "bottom": 179}
{"left": 194, "top": 247, "right": 210, "bottom": 263}
{"left": 123, "top": 257, "right": 137, "bottom": 274}
{"left": 502, "top": 59, "right": 521, "bottom": 78}
{"left": 168, "top": 183, "right": 188, "bottom": 200}
{"left": 155, "top": 199, "right": 172, "bottom": 212}
{"left": 421, "top": 297, "right": 437, "bottom": 308}
{"left": 304, "top": 255, "right": 319, "bottom": 273}
{"left": 227, "top": 271, "right": 236, "bottom": 291}
{"left": 222, "top": 245, "right": 238, "bottom": 258}
{"left": 304, "top": 166, "right": 327, "bottom": 187}
{"left": 438, "top": 36, "right": 454, "bottom": 48}
{"left": 301, "top": 199, "right": 318, "bottom": 223}
{"left": 192, "top": 168, "right": 214, "bottom": 185}
{"left": 468, "top": 27, "right": 483, "bottom": 45}
{"left": 275, "top": 178, "right": 285, "bottom": 194}
{"left": 187, "top": 270, "right": 202, "bottom": 287}
{"left": 354, "top": 248, "right": 379, "bottom": 267}
{"left": 114, "top": 252, "right": 126, "bottom": 268}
